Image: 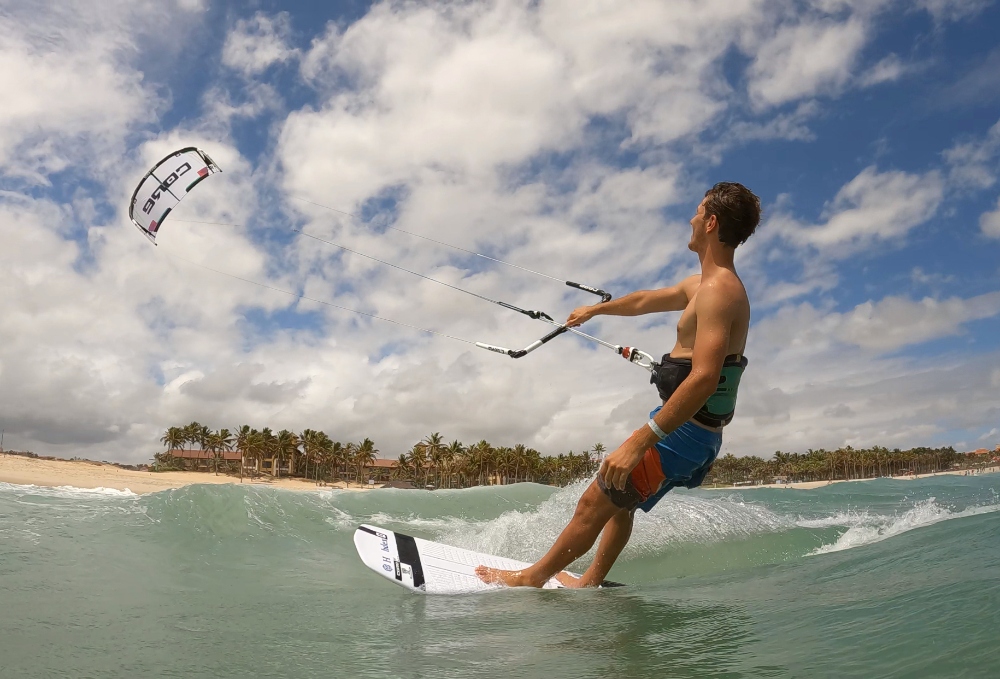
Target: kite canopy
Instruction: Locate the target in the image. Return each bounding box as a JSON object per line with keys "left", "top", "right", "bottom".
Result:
{"left": 128, "top": 147, "right": 221, "bottom": 244}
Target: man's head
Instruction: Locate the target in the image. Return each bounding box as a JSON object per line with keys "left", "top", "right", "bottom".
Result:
{"left": 689, "top": 182, "right": 761, "bottom": 251}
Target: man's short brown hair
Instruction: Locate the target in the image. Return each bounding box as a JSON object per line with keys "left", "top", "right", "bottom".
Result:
{"left": 704, "top": 182, "right": 761, "bottom": 247}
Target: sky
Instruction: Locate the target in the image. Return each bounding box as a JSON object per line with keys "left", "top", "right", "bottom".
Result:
{"left": 1, "top": 0, "right": 999, "bottom": 464}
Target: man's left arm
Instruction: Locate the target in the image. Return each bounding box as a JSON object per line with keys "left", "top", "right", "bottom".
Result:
{"left": 600, "top": 282, "right": 734, "bottom": 491}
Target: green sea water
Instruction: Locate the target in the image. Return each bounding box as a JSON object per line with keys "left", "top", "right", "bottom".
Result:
{"left": 1, "top": 474, "right": 998, "bottom": 678}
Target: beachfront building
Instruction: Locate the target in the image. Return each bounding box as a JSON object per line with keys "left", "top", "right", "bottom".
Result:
{"left": 366, "top": 458, "right": 397, "bottom": 485}
{"left": 165, "top": 449, "right": 242, "bottom": 473}
{"left": 163, "top": 448, "right": 399, "bottom": 484}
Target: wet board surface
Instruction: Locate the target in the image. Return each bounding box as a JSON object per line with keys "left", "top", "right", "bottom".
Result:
{"left": 353, "top": 524, "right": 624, "bottom": 594}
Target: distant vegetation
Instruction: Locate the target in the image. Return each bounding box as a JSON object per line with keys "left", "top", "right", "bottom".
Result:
{"left": 155, "top": 422, "right": 602, "bottom": 487}
{"left": 156, "top": 422, "right": 996, "bottom": 488}
{"left": 703, "top": 445, "right": 990, "bottom": 486}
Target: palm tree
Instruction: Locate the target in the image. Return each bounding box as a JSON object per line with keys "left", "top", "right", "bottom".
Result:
{"left": 421, "top": 433, "right": 446, "bottom": 488}
{"left": 242, "top": 428, "right": 264, "bottom": 478}
{"left": 444, "top": 440, "right": 464, "bottom": 488}
{"left": 393, "top": 453, "right": 412, "bottom": 482}
{"left": 300, "top": 429, "right": 317, "bottom": 480}
{"left": 405, "top": 444, "right": 427, "bottom": 488}
{"left": 340, "top": 442, "right": 357, "bottom": 486}
{"left": 234, "top": 425, "right": 252, "bottom": 480}
{"left": 466, "top": 440, "right": 492, "bottom": 486}
{"left": 160, "top": 427, "right": 184, "bottom": 452}
{"left": 353, "top": 438, "right": 378, "bottom": 486}
{"left": 274, "top": 429, "right": 299, "bottom": 478}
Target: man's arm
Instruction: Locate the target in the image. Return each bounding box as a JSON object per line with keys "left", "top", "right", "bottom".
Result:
{"left": 599, "top": 280, "right": 734, "bottom": 491}
{"left": 565, "top": 275, "right": 700, "bottom": 327}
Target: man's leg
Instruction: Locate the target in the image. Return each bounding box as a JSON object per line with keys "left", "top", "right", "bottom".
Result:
{"left": 556, "top": 507, "right": 634, "bottom": 588}
{"left": 475, "top": 479, "right": 622, "bottom": 587}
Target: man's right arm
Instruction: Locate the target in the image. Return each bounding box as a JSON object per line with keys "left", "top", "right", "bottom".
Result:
{"left": 565, "top": 275, "right": 699, "bottom": 327}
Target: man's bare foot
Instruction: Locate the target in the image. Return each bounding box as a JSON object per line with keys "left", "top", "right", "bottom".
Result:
{"left": 475, "top": 565, "right": 537, "bottom": 587}
{"left": 554, "top": 571, "right": 588, "bottom": 588}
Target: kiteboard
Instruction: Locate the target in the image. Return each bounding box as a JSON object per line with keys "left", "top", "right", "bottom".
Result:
{"left": 354, "top": 524, "right": 624, "bottom": 593}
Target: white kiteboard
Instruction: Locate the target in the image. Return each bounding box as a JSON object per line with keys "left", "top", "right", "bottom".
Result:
{"left": 353, "top": 524, "right": 624, "bottom": 594}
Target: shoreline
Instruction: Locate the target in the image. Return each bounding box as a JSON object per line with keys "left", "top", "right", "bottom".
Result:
{"left": 2, "top": 453, "right": 997, "bottom": 496}
{"left": 0, "top": 454, "right": 374, "bottom": 495}
{"left": 705, "top": 466, "right": 1000, "bottom": 491}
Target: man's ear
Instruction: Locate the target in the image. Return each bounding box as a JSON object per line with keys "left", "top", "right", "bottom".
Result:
{"left": 705, "top": 213, "right": 718, "bottom": 233}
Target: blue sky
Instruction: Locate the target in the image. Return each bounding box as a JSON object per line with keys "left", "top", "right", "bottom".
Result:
{"left": 0, "top": 0, "right": 998, "bottom": 462}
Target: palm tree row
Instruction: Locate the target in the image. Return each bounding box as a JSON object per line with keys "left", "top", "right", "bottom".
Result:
{"left": 157, "top": 422, "right": 378, "bottom": 485}
{"left": 160, "top": 422, "right": 979, "bottom": 489}
{"left": 157, "top": 423, "right": 603, "bottom": 487}
{"left": 706, "top": 445, "right": 967, "bottom": 486}
{"left": 393, "top": 434, "right": 603, "bottom": 488}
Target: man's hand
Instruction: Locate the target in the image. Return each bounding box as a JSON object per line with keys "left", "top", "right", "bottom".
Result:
{"left": 598, "top": 433, "right": 649, "bottom": 491}
{"left": 565, "top": 305, "right": 596, "bottom": 327}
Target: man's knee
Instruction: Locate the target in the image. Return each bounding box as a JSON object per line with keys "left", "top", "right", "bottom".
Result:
{"left": 573, "top": 481, "right": 617, "bottom": 524}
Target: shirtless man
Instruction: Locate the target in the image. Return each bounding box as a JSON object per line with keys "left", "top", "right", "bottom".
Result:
{"left": 475, "top": 182, "right": 761, "bottom": 588}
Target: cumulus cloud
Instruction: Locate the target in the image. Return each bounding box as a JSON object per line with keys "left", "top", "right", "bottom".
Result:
{"left": 945, "top": 118, "right": 1000, "bottom": 190}
{"left": 792, "top": 166, "right": 944, "bottom": 252}
{"left": 837, "top": 292, "right": 1000, "bottom": 350}
{"left": 980, "top": 197, "right": 1000, "bottom": 238}
{"left": 857, "top": 53, "right": 910, "bottom": 87}
{"left": 0, "top": 3, "right": 174, "bottom": 182}
{"left": 913, "top": 0, "right": 993, "bottom": 21}
{"left": 747, "top": 17, "right": 869, "bottom": 109}
{"left": 221, "top": 12, "right": 299, "bottom": 77}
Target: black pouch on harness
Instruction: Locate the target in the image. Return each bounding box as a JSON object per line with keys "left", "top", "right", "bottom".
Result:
{"left": 650, "top": 355, "right": 693, "bottom": 403}
{"left": 650, "top": 354, "right": 747, "bottom": 428}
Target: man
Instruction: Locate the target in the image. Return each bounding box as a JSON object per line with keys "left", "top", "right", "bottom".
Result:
{"left": 475, "top": 182, "right": 761, "bottom": 588}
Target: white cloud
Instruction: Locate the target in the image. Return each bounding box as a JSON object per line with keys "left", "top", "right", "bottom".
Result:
{"left": 794, "top": 166, "right": 944, "bottom": 251}
{"left": 222, "top": 12, "right": 299, "bottom": 77}
{"left": 726, "top": 295, "right": 1000, "bottom": 455}
{"left": 747, "top": 18, "right": 869, "bottom": 109}
{"left": 837, "top": 292, "right": 1000, "bottom": 350}
{"left": 980, "top": 197, "right": 1000, "bottom": 238}
{"left": 857, "top": 53, "right": 909, "bottom": 87}
{"left": 0, "top": 4, "right": 169, "bottom": 182}
{"left": 913, "top": 0, "right": 993, "bottom": 21}
{"left": 943, "top": 118, "right": 1000, "bottom": 190}
{"left": 727, "top": 101, "right": 820, "bottom": 143}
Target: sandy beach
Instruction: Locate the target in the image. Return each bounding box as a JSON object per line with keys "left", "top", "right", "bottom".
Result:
{"left": 2, "top": 452, "right": 996, "bottom": 495}
{"left": 0, "top": 454, "right": 372, "bottom": 494}
{"left": 708, "top": 466, "right": 1000, "bottom": 490}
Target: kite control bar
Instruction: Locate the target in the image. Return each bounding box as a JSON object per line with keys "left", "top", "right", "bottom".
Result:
{"left": 474, "top": 283, "right": 657, "bottom": 372}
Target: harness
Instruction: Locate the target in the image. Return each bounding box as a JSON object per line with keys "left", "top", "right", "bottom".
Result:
{"left": 650, "top": 354, "right": 748, "bottom": 428}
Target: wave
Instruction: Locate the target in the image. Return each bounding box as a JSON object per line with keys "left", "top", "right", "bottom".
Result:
{"left": 0, "top": 481, "right": 138, "bottom": 498}
{"left": 809, "top": 499, "right": 1000, "bottom": 555}
{"left": 6, "top": 476, "right": 999, "bottom": 575}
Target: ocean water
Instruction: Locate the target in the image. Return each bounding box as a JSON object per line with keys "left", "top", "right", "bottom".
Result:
{"left": 1, "top": 475, "right": 998, "bottom": 679}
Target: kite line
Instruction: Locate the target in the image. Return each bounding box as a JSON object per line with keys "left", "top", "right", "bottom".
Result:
{"left": 129, "top": 147, "right": 657, "bottom": 370}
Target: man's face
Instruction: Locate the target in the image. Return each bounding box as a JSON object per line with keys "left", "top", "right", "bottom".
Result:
{"left": 688, "top": 197, "right": 711, "bottom": 252}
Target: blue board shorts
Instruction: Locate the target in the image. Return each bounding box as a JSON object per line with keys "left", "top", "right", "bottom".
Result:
{"left": 596, "top": 406, "right": 723, "bottom": 513}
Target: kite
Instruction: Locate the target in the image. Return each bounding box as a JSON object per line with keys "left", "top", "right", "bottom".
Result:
{"left": 128, "top": 147, "right": 221, "bottom": 244}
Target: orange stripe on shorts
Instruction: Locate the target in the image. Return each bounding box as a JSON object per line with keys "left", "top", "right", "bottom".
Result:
{"left": 629, "top": 446, "right": 666, "bottom": 500}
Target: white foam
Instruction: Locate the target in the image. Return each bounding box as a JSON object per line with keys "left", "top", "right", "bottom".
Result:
{"left": 810, "top": 499, "right": 1000, "bottom": 555}
{"left": 0, "top": 481, "right": 137, "bottom": 498}
{"left": 425, "top": 480, "right": 792, "bottom": 564}
{"left": 796, "top": 510, "right": 880, "bottom": 529}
